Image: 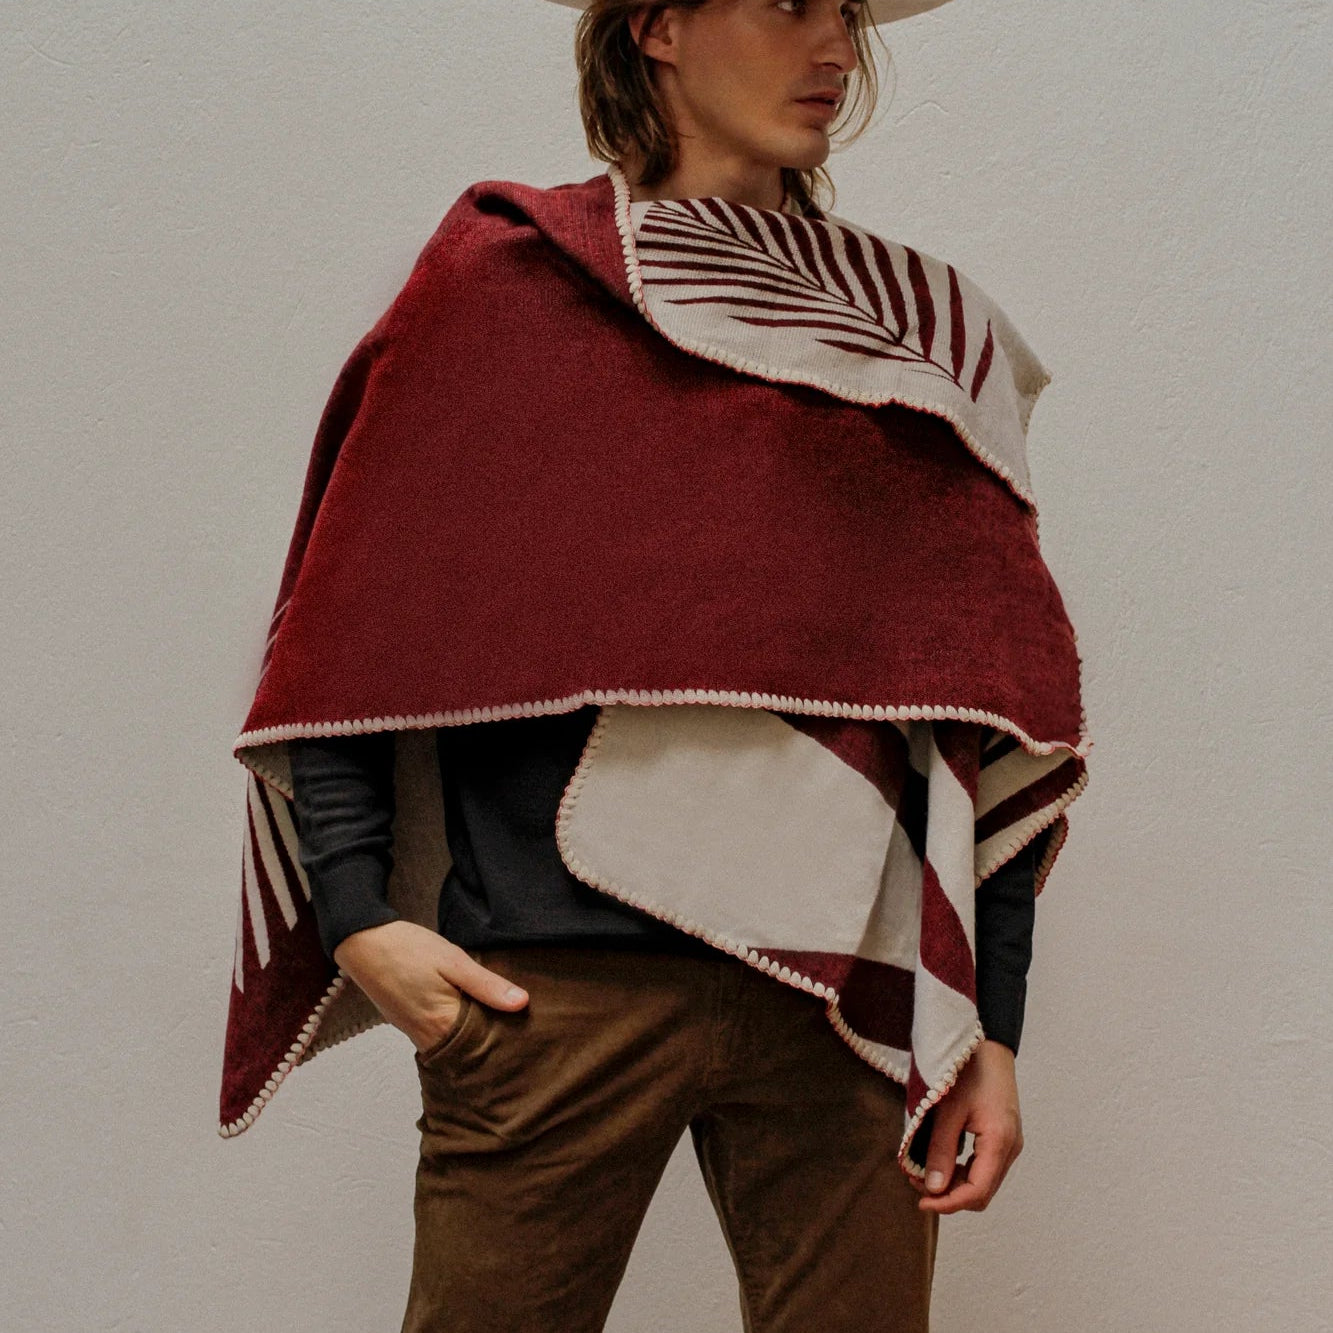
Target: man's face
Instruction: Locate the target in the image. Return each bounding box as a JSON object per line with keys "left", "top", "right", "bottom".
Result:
{"left": 642, "top": 0, "right": 862, "bottom": 174}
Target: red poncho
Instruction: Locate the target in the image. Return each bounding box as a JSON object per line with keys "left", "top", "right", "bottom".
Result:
{"left": 221, "top": 160, "right": 1091, "bottom": 1177}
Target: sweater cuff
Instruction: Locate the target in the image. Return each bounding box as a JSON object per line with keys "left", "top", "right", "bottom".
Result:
{"left": 976, "top": 975, "right": 1026, "bottom": 1056}
{"left": 305, "top": 851, "right": 401, "bottom": 962}
{"left": 974, "top": 839, "right": 1040, "bottom": 1058}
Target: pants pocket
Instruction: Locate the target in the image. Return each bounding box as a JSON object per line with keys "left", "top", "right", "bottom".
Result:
{"left": 414, "top": 989, "right": 476, "bottom": 1071}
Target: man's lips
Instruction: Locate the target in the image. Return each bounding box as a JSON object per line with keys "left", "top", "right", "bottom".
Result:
{"left": 796, "top": 96, "right": 840, "bottom": 118}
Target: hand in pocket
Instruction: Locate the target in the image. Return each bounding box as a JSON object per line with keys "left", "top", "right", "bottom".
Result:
{"left": 331, "top": 919, "right": 529, "bottom": 1053}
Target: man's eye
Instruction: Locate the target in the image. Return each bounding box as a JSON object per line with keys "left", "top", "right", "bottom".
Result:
{"left": 777, "top": 0, "right": 862, "bottom": 21}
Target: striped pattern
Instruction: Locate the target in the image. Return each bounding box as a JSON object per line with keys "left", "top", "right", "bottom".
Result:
{"left": 553, "top": 703, "right": 1087, "bottom": 1176}
{"left": 235, "top": 768, "right": 306, "bottom": 987}
{"left": 624, "top": 179, "right": 1048, "bottom": 511}
{"left": 633, "top": 197, "right": 995, "bottom": 397}
{"left": 220, "top": 765, "right": 345, "bottom": 1137}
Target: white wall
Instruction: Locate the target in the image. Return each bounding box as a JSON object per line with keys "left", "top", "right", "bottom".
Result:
{"left": 4, "top": 1, "right": 1329, "bottom": 1329}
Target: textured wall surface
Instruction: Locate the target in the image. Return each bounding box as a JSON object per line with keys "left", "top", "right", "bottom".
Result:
{"left": 3, "top": 1, "right": 1329, "bottom": 1329}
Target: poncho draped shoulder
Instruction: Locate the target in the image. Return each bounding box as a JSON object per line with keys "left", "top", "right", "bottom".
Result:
{"left": 221, "top": 161, "right": 1092, "bottom": 1180}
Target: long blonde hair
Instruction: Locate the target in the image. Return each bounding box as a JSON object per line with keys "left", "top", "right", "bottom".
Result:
{"left": 568, "top": 0, "right": 891, "bottom": 217}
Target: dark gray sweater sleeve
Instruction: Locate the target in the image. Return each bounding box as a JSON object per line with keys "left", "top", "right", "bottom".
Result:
{"left": 974, "top": 827, "right": 1049, "bottom": 1057}
{"left": 288, "top": 732, "right": 401, "bottom": 962}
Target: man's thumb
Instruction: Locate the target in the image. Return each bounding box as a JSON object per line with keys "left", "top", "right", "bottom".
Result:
{"left": 924, "top": 1113, "right": 964, "bottom": 1193}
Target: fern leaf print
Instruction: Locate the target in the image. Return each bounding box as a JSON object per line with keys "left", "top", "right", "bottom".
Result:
{"left": 632, "top": 197, "right": 996, "bottom": 397}
{"left": 623, "top": 180, "right": 1038, "bottom": 507}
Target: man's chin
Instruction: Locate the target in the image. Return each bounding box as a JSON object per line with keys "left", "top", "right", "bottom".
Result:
{"left": 785, "top": 139, "right": 833, "bottom": 171}
{"left": 761, "top": 129, "right": 831, "bottom": 173}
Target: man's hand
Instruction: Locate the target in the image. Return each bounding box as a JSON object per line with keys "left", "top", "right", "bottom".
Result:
{"left": 910, "top": 1038, "right": 1024, "bottom": 1213}
{"left": 332, "top": 920, "right": 529, "bottom": 1054}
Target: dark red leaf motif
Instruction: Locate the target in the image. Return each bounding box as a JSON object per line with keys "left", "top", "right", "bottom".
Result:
{"left": 947, "top": 264, "right": 966, "bottom": 382}
{"left": 867, "top": 233, "right": 909, "bottom": 337}
{"left": 633, "top": 200, "right": 976, "bottom": 389}
{"left": 903, "top": 247, "right": 935, "bottom": 362}
{"left": 970, "top": 320, "right": 995, "bottom": 403}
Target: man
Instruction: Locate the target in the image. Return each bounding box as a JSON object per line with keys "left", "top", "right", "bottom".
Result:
{"left": 221, "top": 4, "right": 1090, "bottom": 1329}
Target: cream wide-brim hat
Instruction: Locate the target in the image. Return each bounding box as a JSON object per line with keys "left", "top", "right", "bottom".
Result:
{"left": 542, "top": 0, "right": 953, "bottom": 25}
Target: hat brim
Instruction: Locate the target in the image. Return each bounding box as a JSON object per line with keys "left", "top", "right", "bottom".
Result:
{"left": 541, "top": 0, "right": 953, "bottom": 26}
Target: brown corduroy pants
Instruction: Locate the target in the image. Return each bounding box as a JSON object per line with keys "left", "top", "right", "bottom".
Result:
{"left": 400, "top": 943, "right": 938, "bottom": 1333}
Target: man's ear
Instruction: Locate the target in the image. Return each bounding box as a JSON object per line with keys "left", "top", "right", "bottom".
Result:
{"left": 630, "top": 5, "right": 682, "bottom": 68}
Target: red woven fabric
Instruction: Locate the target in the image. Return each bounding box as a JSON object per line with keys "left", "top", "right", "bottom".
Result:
{"left": 220, "top": 168, "right": 1090, "bottom": 1154}
{"left": 237, "top": 170, "right": 1083, "bottom": 749}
